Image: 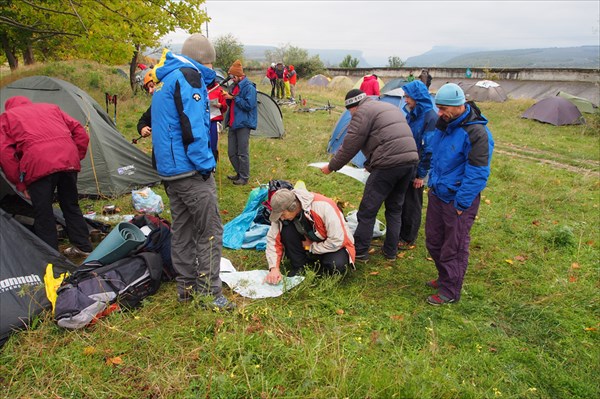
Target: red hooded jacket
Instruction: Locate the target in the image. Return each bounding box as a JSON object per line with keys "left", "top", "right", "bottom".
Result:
{"left": 0, "top": 96, "right": 89, "bottom": 192}
{"left": 359, "top": 75, "right": 380, "bottom": 96}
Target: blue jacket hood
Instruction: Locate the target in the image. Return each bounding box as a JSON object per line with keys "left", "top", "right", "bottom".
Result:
{"left": 402, "top": 80, "right": 434, "bottom": 116}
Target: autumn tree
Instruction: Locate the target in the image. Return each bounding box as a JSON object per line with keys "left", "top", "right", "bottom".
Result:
{"left": 213, "top": 34, "right": 244, "bottom": 72}
{"left": 0, "top": 0, "right": 209, "bottom": 88}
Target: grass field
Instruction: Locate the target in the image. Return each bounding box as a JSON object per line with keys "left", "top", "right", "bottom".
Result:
{"left": 1, "top": 61, "right": 599, "bottom": 399}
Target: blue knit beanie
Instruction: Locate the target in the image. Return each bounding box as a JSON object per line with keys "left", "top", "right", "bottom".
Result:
{"left": 435, "top": 83, "right": 465, "bottom": 106}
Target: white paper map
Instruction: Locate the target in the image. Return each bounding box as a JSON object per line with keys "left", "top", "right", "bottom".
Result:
{"left": 219, "top": 269, "right": 304, "bottom": 299}
{"left": 308, "top": 162, "right": 370, "bottom": 184}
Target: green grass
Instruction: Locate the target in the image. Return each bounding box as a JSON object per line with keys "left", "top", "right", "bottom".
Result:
{"left": 1, "top": 61, "right": 599, "bottom": 399}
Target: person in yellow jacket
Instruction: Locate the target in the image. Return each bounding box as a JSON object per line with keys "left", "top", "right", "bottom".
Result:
{"left": 264, "top": 188, "right": 355, "bottom": 285}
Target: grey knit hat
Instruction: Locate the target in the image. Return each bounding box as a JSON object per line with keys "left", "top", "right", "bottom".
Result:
{"left": 181, "top": 34, "right": 216, "bottom": 64}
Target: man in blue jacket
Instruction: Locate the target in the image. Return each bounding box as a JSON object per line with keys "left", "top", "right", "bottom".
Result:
{"left": 152, "top": 34, "right": 234, "bottom": 310}
{"left": 398, "top": 80, "right": 437, "bottom": 250}
{"left": 425, "top": 83, "right": 494, "bottom": 305}
{"left": 223, "top": 60, "right": 257, "bottom": 186}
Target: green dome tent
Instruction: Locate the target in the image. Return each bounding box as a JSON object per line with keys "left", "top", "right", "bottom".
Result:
{"left": 0, "top": 76, "right": 160, "bottom": 197}
{"left": 252, "top": 91, "right": 285, "bottom": 138}
{"left": 557, "top": 91, "right": 597, "bottom": 114}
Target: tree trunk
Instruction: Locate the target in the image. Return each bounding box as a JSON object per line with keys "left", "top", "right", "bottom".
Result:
{"left": 129, "top": 44, "right": 140, "bottom": 90}
{"left": 1, "top": 33, "right": 19, "bottom": 70}
{"left": 23, "top": 43, "right": 35, "bottom": 65}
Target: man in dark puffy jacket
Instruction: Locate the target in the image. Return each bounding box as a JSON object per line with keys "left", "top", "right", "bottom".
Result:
{"left": 424, "top": 83, "right": 494, "bottom": 306}
{"left": 321, "top": 89, "right": 418, "bottom": 262}
{"left": 0, "top": 96, "right": 92, "bottom": 256}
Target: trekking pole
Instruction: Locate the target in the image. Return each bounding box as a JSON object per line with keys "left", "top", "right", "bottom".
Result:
{"left": 113, "top": 95, "right": 117, "bottom": 124}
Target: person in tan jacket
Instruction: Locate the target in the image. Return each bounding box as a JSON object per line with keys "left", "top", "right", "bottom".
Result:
{"left": 264, "top": 188, "right": 355, "bottom": 285}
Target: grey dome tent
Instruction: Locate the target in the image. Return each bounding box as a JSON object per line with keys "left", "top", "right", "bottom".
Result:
{"left": 0, "top": 207, "right": 76, "bottom": 346}
{"left": 522, "top": 97, "right": 585, "bottom": 126}
{"left": 251, "top": 91, "right": 284, "bottom": 138}
{"left": 307, "top": 74, "right": 330, "bottom": 87}
{"left": 0, "top": 76, "right": 160, "bottom": 197}
{"left": 463, "top": 80, "right": 508, "bottom": 102}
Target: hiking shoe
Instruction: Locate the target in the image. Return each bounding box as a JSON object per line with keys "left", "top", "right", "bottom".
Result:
{"left": 398, "top": 241, "right": 416, "bottom": 250}
{"left": 425, "top": 280, "right": 440, "bottom": 289}
{"left": 64, "top": 246, "right": 91, "bottom": 257}
{"left": 210, "top": 295, "right": 236, "bottom": 312}
{"left": 227, "top": 174, "right": 240, "bottom": 181}
{"left": 381, "top": 250, "right": 396, "bottom": 261}
{"left": 355, "top": 253, "right": 370, "bottom": 263}
{"left": 426, "top": 294, "right": 455, "bottom": 306}
{"left": 232, "top": 178, "right": 248, "bottom": 186}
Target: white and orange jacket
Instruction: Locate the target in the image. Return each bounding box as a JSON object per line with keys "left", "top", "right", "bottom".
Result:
{"left": 266, "top": 189, "right": 356, "bottom": 270}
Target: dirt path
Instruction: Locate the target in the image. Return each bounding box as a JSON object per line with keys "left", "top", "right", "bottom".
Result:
{"left": 495, "top": 143, "right": 599, "bottom": 175}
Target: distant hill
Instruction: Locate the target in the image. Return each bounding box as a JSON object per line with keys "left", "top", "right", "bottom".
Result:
{"left": 404, "top": 46, "right": 489, "bottom": 67}
{"left": 405, "top": 46, "right": 599, "bottom": 68}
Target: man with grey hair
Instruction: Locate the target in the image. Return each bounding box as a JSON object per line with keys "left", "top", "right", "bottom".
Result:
{"left": 151, "top": 34, "right": 234, "bottom": 310}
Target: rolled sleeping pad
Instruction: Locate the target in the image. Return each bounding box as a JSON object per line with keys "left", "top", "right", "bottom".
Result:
{"left": 83, "top": 222, "right": 146, "bottom": 265}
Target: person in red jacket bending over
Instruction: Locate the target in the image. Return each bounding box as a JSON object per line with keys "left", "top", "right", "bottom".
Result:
{"left": 0, "top": 96, "right": 93, "bottom": 257}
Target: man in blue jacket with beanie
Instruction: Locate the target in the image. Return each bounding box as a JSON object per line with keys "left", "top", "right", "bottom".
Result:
{"left": 425, "top": 83, "right": 494, "bottom": 305}
{"left": 152, "top": 34, "right": 234, "bottom": 310}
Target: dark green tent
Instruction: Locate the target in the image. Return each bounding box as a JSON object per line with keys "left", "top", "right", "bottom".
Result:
{"left": 0, "top": 76, "right": 160, "bottom": 197}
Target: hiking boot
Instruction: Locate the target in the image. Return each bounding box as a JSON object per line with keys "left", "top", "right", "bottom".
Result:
{"left": 398, "top": 241, "right": 416, "bottom": 250}
{"left": 425, "top": 280, "right": 440, "bottom": 289}
{"left": 426, "top": 294, "right": 456, "bottom": 306}
{"left": 354, "top": 253, "right": 370, "bottom": 263}
{"left": 64, "top": 246, "right": 91, "bottom": 257}
{"left": 210, "top": 295, "right": 236, "bottom": 312}
{"left": 227, "top": 174, "right": 240, "bottom": 181}
{"left": 232, "top": 178, "right": 248, "bottom": 186}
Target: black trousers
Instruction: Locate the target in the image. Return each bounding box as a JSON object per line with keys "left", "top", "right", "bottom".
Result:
{"left": 400, "top": 184, "right": 425, "bottom": 244}
{"left": 280, "top": 222, "right": 349, "bottom": 276}
{"left": 354, "top": 164, "right": 415, "bottom": 257}
{"left": 27, "top": 171, "right": 92, "bottom": 252}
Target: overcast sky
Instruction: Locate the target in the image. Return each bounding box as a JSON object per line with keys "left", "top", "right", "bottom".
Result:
{"left": 164, "top": 1, "right": 599, "bottom": 63}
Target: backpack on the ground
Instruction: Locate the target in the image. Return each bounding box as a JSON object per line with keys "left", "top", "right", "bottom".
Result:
{"left": 54, "top": 252, "right": 163, "bottom": 330}
{"left": 257, "top": 179, "right": 294, "bottom": 224}
{"left": 131, "top": 214, "right": 175, "bottom": 281}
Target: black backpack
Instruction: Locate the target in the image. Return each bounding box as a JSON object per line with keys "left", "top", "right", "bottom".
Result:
{"left": 131, "top": 214, "right": 175, "bottom": 281}
{"left": 256, "top": 179, "right": 294, "bottom": 224}
{"left": 54, "top": 252, "right": 163, "bottom": 330}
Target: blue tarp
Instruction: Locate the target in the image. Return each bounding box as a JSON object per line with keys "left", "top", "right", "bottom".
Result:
{"left": 223, "top": 186, "right": 269, "bottom": 250}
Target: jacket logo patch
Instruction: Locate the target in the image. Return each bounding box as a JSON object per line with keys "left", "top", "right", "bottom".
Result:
{"left": 192, "top": 93, "right": 201, "bottom": 102}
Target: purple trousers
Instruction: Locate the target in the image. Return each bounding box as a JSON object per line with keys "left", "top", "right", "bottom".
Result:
{"left": 425, "top": 191, "right": 480, "bottom": 301}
